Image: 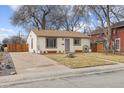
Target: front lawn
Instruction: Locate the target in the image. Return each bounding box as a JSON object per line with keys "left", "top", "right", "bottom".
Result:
{"left": 85, "top": 53, "right": 124, "bottom": 63}
{"left": 45, "top": 53, "right": 114, "bottom": 68}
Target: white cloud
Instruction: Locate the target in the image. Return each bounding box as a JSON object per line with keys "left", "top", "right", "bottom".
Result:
{"left": 0, "top": 34, "right": 9, "bottom": 43}
{"left": 0, "top": 28, "right": 17, "bottom": 43}
{"left": 0, "top": 28, "right": 15, "bottom": 34}
{"left": 8, "top": 5, "right": 21, "bottom": 11}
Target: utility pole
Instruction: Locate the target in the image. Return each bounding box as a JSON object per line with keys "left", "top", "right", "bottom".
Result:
{"left": 19, "top": 30, "right": 24, "bottom": 44}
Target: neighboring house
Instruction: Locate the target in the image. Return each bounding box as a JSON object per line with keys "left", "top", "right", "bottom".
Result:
{"left": 90, "top": 21, "right": 124, "bottom": 52}
{"left": 27, "top": 29, "right": 90, "bottom": 53}
{"left": 111, "top": 21, "right": 124, "bottom": 52}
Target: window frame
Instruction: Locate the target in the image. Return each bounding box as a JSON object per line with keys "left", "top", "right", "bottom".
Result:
{"left": 46, "top": 37, "right": 57, "bottom": 48}
{"left": 115, "top": 38, "right": 120, "bottom": 51}
{"left": 73, "top": 38, "right": 81, "bottom": 46}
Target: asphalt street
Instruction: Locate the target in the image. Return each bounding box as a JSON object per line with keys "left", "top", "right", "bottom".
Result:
{"left": 5, "top": 69, "right": 124, "bottom": 88}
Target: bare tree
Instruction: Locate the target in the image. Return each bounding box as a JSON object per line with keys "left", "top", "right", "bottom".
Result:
{"left": 11, "top": 5, "right": 54, "bottom": 30}
{"left": 2, "top": 38, "right": 9, "bottom": 44}
{"left": 89, "top": 5, "right": 123, "bottom": 54}
{"left": 9, "top": 36, "right": 26, "bottom": 44}
{"left": 55, "top": 6, "right": 86, "bottom": 31}
{"left": 2, "top": 36, "right": 26, "bottom": 44}
{"left": 11, "top": 5, "right": 87, "bottom": 31}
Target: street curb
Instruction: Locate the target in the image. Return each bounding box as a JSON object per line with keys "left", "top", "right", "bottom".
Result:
{"left": 1, "top": 66, "right": 124, "bottom": 87}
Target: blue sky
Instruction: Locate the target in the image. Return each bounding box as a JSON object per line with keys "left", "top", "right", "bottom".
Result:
{"left": 0, "top": 5, "right": 26, "bottom": 43}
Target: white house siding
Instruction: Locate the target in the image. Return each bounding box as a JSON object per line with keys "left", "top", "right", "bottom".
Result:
{"left": 37, "top": 37, "right": 46, "bottom": 53}
{"left": 36, "top": 37, "right": 90, "bottom": 53}
{"left": 82, "top": 39, "right": 90, "bottom": 48}
{"left": 37, "top": 37, "right": 65, "bottom": 53}
{"left": 27, "top": 31, "right": 38, "bottom": 53}
{"left": 72, "top": 38, "right": 90, "bottom": 52}
{"left": 27, "top": 31, "right": 90, "bottom": 53}
{"left": 56, "top": 38, "right": 65, "bottom": 53}
{"left": 69, "top": 38, "right": 75, "bottom": 52}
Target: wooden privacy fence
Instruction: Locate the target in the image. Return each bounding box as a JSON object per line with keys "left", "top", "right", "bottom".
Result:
{"left": 97, "top": 43, "right": 104, "bottom": 52}
{"left": 91, "top": 43, "right": 104, "bottom": 52}
{"left": 91, "top": 43, "right": 97, "bottom": 52}
{"left": 7, "top": 44, "right": 28, "bottom": 52}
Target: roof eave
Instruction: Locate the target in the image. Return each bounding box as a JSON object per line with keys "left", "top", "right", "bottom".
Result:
{"left": 37, "top": 35, "right": 89, "bottom": 39}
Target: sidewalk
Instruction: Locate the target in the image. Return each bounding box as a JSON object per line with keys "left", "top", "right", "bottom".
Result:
{"left": 1, "top": 63, "right": 124, "bottom": 87}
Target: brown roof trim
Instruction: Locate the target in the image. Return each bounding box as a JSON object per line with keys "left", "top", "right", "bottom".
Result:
{"left": 37, "top": 36, "right": 90, "bottom": 39}
{"left": 32, "top": 29, "right": 89, "bottom": 38}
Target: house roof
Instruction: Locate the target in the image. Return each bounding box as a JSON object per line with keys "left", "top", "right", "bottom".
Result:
{"left": 32, "top": 29, "right": 89, "bottom": 38}
{"left": 91, "top": 21, "right": 124, "bottom": 35}
{"left": 111, "top": 21, "right": 124, "bottom": 28}
{"left": 91, "top": 29, "right": 104, "bottom": 35}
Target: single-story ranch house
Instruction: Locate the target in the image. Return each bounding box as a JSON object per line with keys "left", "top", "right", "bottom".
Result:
{"left": 27, "top": 29, "right": 90, "bottom": 53}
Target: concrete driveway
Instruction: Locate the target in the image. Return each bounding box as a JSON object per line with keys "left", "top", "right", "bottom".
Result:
{"left": 10, "top": 52, "right": 69, "bottom": 74}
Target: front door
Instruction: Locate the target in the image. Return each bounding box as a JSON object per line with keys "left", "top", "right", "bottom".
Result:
{"left": 65, "top": 39, "right": 70, "bottom": 52}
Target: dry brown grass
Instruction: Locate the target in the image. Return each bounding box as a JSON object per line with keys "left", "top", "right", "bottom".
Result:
{"left": 85, "top": 53, "right": 124, "bottom": 63}
{"left": 45, "top": 53, "right": 114, "bottom": 68}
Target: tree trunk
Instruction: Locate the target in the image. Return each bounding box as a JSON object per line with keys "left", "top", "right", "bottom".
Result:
{"left": 106, "top": 5, "right": 113, "bottom": 53}
{"left": 42, "top": 14, "right": 46, "bottom": 30}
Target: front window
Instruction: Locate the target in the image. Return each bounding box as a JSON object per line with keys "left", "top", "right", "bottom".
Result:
{"left": 46, "top": 38, "right": 57, "bottom": 48}
{"left": 74, "top": 38, "right": 81, "bottom": 46}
